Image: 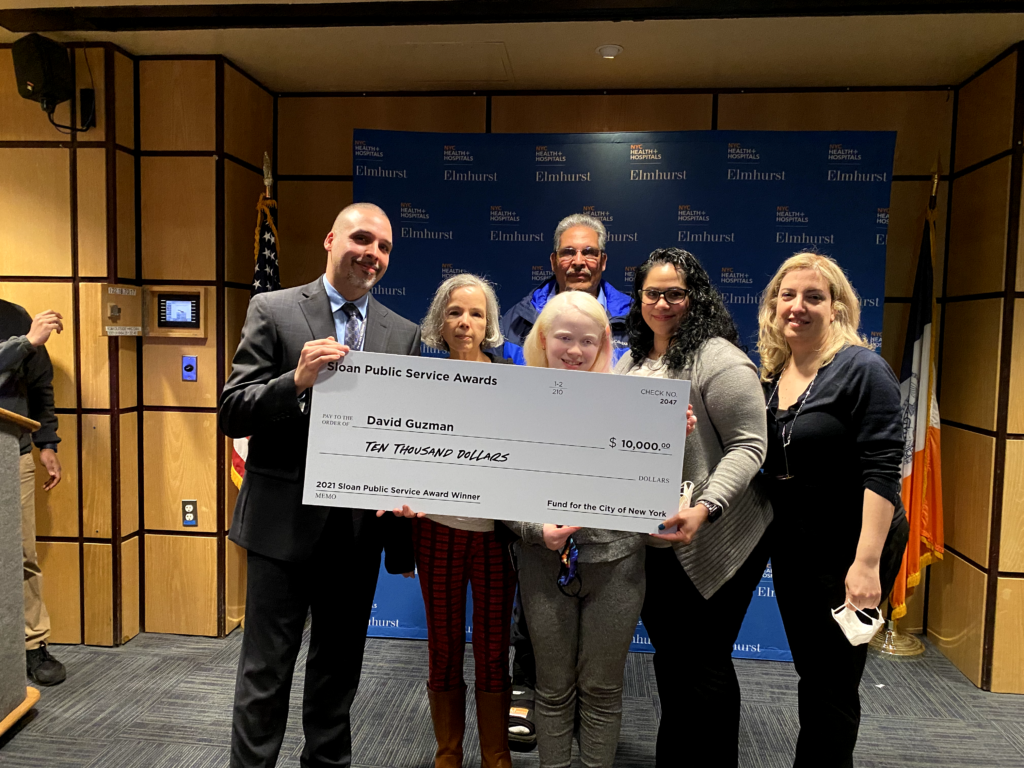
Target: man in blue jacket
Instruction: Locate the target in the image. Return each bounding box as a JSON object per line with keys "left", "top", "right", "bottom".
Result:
{"left": 500, "top": 213, "right": 632, "bottom": 364}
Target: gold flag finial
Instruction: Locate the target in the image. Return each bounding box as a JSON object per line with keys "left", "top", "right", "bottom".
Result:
{"left": 263, "top": 151, "right": 273, "bottom": 196}
{"left": 929, "top": 156, "right": 940, "bottom": 211}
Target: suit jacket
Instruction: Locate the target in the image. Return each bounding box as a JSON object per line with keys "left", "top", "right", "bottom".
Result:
{"left": 219, "top": 277, "right": 421, "bottom": 565}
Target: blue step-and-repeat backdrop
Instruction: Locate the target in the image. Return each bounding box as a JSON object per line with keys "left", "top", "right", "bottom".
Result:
{"left": 353, "top": 128, "right": 897, "bottom": 661}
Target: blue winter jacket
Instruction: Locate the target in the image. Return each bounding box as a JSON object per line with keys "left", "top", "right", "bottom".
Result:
{"left": 499, "top": 278, "right": 632, "bottom": 364}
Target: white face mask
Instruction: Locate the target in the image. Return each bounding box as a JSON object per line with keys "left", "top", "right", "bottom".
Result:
{"left": 831, "top": 602, "right": 884, "bottom": 646}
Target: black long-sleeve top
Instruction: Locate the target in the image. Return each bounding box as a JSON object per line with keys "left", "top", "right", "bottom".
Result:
{"left": 763, "top": 345, "right": 905, "bottom": 546}
{"left": 0, "top": 300, "right": 61, "bottom": 456}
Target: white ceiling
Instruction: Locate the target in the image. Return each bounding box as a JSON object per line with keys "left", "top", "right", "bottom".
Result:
{"left": 2, "top": 12, "right": 1023, "bottom": 92}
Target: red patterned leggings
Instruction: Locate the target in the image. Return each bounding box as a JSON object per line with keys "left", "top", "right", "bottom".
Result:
{"left": 413, "top": 517, "right": 518, "bottom": 693}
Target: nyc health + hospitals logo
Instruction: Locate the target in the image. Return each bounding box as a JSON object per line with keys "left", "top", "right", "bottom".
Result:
{"left": 719, "top": 267, "right": 753, "bottom": 286}
{"left": 827, "top": 143, "right": 863, "bottom": 163}
{"left": 489, "top": 205, "right": 521, "bottom": 224}
{"left": 399, "top": 202, "right": 429, "bottom": 221}
{"left": 441, "top": 263, "right": 468, "bottom": 279}
{"left": 531, "top": 265, "right": 553, "bottom": 283}
{"left": 581, "top": 204, "right": 613, "bottom": 222}
{"left": 629, "top": 143, "right": 662, "bottom": 163}
{"left": 535, "top": 145, "right": 567, "bottom": 164}
{"left": 727, "top": 142, "right": 761, "bottom": 162}
{"left": 354, "top": 139, "right": 384, "bottom": 160}
{"left": 678, "top": 204, "right": 710, "bottom": 224}
{"left": 775, "top": 205, "right": 809, "bottom": 226}
{"left": 443, "top": 145, "right": 475, "bottom": 164}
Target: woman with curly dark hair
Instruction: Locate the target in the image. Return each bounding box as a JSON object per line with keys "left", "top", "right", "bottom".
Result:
{"left": 615, "top": 248, "right": 773, "bottom": 768}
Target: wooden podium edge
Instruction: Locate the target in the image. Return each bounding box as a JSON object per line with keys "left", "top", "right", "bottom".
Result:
{"left": 0, "top": 687, "right": 40, "bottom": 737}
{"left": 0, "top": 407, "right": 40, "bottom": 434}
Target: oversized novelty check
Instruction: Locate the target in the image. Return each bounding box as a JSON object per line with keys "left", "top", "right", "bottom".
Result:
{"left": 302, "top": 351, "right": 690, "bottom": 533}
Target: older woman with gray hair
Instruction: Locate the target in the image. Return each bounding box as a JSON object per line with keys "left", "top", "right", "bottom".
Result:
{"left": 413, "top": 273, "right": 518, "bottom": 768}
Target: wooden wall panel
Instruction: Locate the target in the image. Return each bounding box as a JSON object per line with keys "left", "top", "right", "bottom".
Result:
{"left": 491, "top": 94, "right": 713, "bottom": 134}
{"left": 277, "top": 96, "right": 486, "bottom": 176}
{"left": 928, "top": 551, "right": 986, "bottom": 687}
{"left": 142, "top": 291, "right": 218, "bottom": 408}
{"left": 1010, "top": 299, "right": 1024, "bottom": 434}
{"left": 224, "top": 64, "right": 273, "bottom": 171}
{"left": 120, "top": 412, "right": 139, "bottom": 537}
{"left": 144, "top": 535, "right": 218, "bottom": 636}
{"left": 993, "top": 577, "right": 1024, "bottom": 694}
{"left": 79, "top": 283, "right": 110, "bottom": 410}
{"left": 139, "top": 59, "right": 215, "bottom": 151}
{"left": 1002, "top": 440, "right": 1024, "bottom": 574}
{"left": 939, "top": 299, "right": 1002, "bottom": 431}
{"left": 121, "top": 536, "right": 140, "bottom": 643}
{"left": 36, "top": 541, "right": 81, "bottom": 645}
{"left": 82, "top": 414, "right": 112, "bottom": 539}
{"left": 956, "top": 52, "right": 1017, "bottom": 173}
{"left": 880, "top": 303, "right": 910, "bottom": 373}
{"left": 884, "top": 181, "right": 948, "bottom": 299}
{"left": 947, "top": 158, "right": 1010, "bottom": 297}
{"left": 77, "top": 147, "right": 108, "bottom": 278}
{"left": 277, "top": 180, "right": 351, "bottom": 288}
{"left": 225, "top": 161, "right": 267, "bottom": 285}
{"left": 114, "top": 51, "right": 135, "bottom": 150}
{"left": 84, "top": 543, "right": 113, "bottom": 646}
{"left": 717, "top": 90, "right": 953, "bottom": 175}
{"left": 900, "top": 581, "right": 926, "bottom": 635}
{"left": 941, "top": 425, "right": 995, "bottom": 568}
{"left": 0, "top": 282, "right": 76, "bottom": 408}
{"left": 116, "top": 150, "right": 136, "bottom": 280}
{"left": 0, "top": 51, "right": 72, "bottom": 141}
{"left": 143, "top": 411, "right": 217, "bottom": 533}
{"left": 226, "top": 538, "right": 246, "bottom": 634}
{"left": 141, "top": 156, "right": 217, "bottom": 280}
{"left": 33, "top": 415, "right": 78, "bottom": 538}
{"left": 118, "top": 336, "right": 137, "bottom": 409}
{"left": 0, "top": 149, "right": 71, "bottom": 277}
{"left": 226, "top": 287, "right": 250, "bottom": 379}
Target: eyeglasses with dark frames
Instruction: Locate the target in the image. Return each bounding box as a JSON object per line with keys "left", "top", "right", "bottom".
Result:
{"left": 640, "top": 288, "right": 691, "bottom": 305}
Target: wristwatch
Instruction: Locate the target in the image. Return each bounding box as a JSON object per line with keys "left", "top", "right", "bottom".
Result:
{"left": 699, "top": 499, "right": 723, "bottom": 522}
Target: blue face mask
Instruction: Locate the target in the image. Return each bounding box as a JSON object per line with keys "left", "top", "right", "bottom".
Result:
{"left": 557, "top": 536, "right": 581, "bottom": 597}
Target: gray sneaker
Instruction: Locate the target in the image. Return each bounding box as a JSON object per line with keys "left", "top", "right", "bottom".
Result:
{"left": 26, "top": 643, "right": 66, "bottom": 686}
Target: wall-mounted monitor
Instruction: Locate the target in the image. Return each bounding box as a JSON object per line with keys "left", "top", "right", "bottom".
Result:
{"left": 157, "top": 294, "right": 201, "bottom": 329}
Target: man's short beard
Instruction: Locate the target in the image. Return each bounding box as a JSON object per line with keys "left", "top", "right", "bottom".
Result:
{"left": 344, "top": 264, "right": 380, "bottom": 291}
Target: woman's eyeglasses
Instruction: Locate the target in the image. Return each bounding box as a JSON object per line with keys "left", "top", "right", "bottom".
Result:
{"left": 640, "top": 288, "right": 691, "bottom": 305}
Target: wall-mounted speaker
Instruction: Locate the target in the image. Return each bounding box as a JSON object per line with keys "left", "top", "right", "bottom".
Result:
{"left": 12, "top": 33, "right": 74, "bottom": 115}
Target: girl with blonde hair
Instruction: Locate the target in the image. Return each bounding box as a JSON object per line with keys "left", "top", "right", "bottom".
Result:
{"left": 507, "top": 289, "right": 637, "bottom": 768}
{"left": 757, "top": 252, "right": 909, "bottom": 768}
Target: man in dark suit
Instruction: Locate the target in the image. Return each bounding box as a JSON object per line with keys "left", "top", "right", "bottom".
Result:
{"left": 220, "top": 202, "right": 421, "bottom": 768}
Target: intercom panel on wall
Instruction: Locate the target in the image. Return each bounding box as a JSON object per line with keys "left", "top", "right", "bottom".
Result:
{"left": 99, "top": 284, "right": 143, "bottom": 336}
{"left": 143, "top": 287, "right": 208, "bottom": 338}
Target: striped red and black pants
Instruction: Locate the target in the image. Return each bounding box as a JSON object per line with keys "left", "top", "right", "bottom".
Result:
{"left": 413, "top": 516, "right": 517, "bottom": 693}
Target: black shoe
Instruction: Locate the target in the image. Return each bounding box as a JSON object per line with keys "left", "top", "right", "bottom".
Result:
{"left": 26, "top": 643, "right": 66, "bottom": 686}
{"left": 508, "top": 685, "right": 537, "bottom": 752}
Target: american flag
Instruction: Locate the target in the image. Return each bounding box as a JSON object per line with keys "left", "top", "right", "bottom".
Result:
{"left": 231, "top": 192, "right": 281, "bottom": 490}
{"left": 252, "top": 192, "right": 280, "bottom": 296}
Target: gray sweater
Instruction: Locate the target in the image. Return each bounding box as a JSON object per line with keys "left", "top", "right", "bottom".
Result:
{"left": 615, "top": 338, "right": 773, "bottom": 598}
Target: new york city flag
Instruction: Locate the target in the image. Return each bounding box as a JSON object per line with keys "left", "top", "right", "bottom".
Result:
{"left": 891, "top": 210, "right": 945, "bottom": 619}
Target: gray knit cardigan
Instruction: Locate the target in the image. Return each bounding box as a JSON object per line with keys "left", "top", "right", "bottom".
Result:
{"left": 614, "top": 337, "right": 773, "bottom": 598}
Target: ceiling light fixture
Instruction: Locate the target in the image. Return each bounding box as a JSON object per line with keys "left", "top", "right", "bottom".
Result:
{"left": 596, "top": 44, "right": 623, "bottom": 59}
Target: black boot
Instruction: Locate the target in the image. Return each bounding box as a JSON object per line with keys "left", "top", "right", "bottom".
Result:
{"left": 27, "top": 643, "right": 66, "bottom": 686}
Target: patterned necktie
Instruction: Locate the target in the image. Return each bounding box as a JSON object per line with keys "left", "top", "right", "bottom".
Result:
{"left": 342, "top": 302, "right": 364, "bottom": 351}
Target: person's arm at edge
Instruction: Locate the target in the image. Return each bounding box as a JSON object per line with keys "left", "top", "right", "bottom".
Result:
{"left": 218, "top": 295, "right": 303, "bottom": 438}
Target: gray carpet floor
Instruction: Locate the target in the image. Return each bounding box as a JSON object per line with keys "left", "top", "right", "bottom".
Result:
{"left": 1, "top": 629, "right": 1023, "bottom": 767}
